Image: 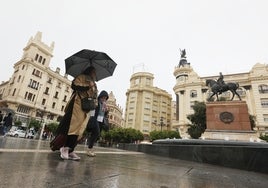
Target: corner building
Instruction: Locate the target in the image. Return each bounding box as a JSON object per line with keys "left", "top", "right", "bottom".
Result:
{"left": 0, "top": 32, "right": 71, "bottom": 125}
{"left": 0, "top": 32, "right": 123, "bottom": 128}
{"left": 125, "top": 72, "right": 172, "bottom": 137}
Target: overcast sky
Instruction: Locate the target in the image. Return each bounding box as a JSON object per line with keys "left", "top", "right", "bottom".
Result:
{"left": 1, "top": 0, "right": 268, "bottom": 109}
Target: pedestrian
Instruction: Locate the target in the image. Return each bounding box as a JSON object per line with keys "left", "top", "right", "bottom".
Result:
{"left": 0, "top": 111, "right": 3, "bottom": 124}
{"left": 3, "top": 112, "right": 13, "bottom": 135}
{"left": 86, "top": 90, "right": 109, "bottom": 157}
{"left": 52, "top": 66, "right": 98, "bottom": 160}
{"left": 217, "top": 72, "right": 225, "bottom": 94}
{"left": 0, "top": 111, "right": 3, "bottom": 135}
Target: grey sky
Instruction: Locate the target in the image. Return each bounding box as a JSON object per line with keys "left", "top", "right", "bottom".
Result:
{"left": 1, "top": 0, "right": 268, "bottom": 109}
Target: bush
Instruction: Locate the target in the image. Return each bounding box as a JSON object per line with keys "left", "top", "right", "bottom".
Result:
{"left": 149, "top": 130, "right": 181, "bottom": 142}
{"left": 187, "top": 125, "right": 203, "bottom": 139}
{"left": 102, "top": 127, "right": 144, "bottom": 144}
{"left": 260, "top": 134, "right": 268, "bottom": 142}
{"left": 14, "top": 120, "right": 22, "bottom": 126}
{"left": 186, "top": 101, "right": 206, "bottom": 139}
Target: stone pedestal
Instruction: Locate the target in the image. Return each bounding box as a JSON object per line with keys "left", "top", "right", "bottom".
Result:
{"left": 203, "top": 101, "right": 258, "bottom": 141}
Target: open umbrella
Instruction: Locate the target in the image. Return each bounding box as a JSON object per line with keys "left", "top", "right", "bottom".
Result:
{"left": 65, "top": 49, "right": 117, "bottom": 81}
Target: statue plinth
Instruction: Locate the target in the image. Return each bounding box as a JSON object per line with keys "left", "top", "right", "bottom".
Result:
{"left": 203, "top": 101, "right": 257, "bottom": 141}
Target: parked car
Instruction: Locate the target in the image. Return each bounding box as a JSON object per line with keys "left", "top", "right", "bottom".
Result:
{"left": 8, "top": 129, "right": 26, "bottom": 138}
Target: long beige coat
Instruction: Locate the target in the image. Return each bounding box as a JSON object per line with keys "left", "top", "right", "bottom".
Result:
{"left": 67, "top": 74, "right": 97, "bottom": 139}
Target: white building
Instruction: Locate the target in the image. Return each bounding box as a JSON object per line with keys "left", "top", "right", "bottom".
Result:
{"left": 173, "top": 62, "right": 268, "bottom": 137}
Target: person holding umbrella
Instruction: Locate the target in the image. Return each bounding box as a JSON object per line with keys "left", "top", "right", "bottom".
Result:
{"left": 53, "top": 66, "right": 98, "bottom": 160}
{"left": 50, "top": 49, "right": 117, "bottom": 160}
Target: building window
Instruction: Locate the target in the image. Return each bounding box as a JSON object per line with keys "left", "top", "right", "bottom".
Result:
{"left": 259, "top": 84, "right": 268, "bottom": 94}
{"left": 52, "top": 102, "right": 56, "bottom": 109}
{"left": 47, "top": 77, "right": 52, "bottom": 84}
{"left": 61, "top": 106, "right": 65, "bottom": 111}
{"left": 144, "top": 103, "right": 151, "bottom": 110}
{"left": 12, "top": 89, "right": 16, "bottom": 96}
{"left": 63, "top": 95, "right": 67, "bottom": 102}
{"left": 237, "top": 88, "right": 246, "bottom": 96}
{"left": 190, "top": 90, "right": 197, "bottom": 98}
{"left": 42, "top": 99, "right": 46, "bottom": 105}
{"left": 35, "top": 54, "right": 39, "bottom": 61}
{"left": 143, "top": 115, "right": 150, "bottom": 122}
{"left": 264, "top": 114, "right": 268, "bottom": 122}
{"left": 42, "top": 58, "right": 46, "bottom": 65}
{"left": 54, "top": 91, "right": 59, "bottom": 99}
{"left": 17, "top": 75, "right": 21, "bottom": 83}
{"left": 146, "top": 78, "right": 151, "bottom": 86}
{"left": 65, "top": 86, "right": 70, "bottom": 92}
{"left": 261, "top": 98, "right": 268, "bottom": 108}
{"left": 28, "top": 79, "right": 39, "bottom": 90}
{"left": 135, "top": 78, "right": 139, "bottom": 85}
{"left": 38, "top": 56, "right": 43, "bottom": 63}
{"left": 26, "top": 92, "right": 35, "bottom": 101}
{"left": 57, "top": 82, "right": 61, "bottom": 88}
{"left": 44, "top": 87, "right": 49, "bottom": 95}
{"left": 32, "top": 69, "right": 42, "bottom": 78}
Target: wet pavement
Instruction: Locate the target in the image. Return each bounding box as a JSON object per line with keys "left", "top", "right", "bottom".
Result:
{"left": 0, "top": 136, "right": 268, "bottom": 188}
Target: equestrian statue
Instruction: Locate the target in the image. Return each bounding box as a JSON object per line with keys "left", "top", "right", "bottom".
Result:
{"left": 206, "top": 72, "right": 241, "bottom": 101}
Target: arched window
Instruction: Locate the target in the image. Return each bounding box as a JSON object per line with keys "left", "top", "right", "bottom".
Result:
{"left": 38, "top": 56, "right": 43, "bottom": 63}
{"left": 35, "top": 54, "right": 39, "bottom": 61}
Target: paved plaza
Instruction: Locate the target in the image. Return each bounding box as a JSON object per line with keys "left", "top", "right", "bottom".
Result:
{"left": 0, "top": 136, "right": 268, "bottom": 188}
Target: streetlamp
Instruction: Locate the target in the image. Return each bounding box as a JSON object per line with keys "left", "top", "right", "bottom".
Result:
{"left": 159, "top": 117, "right": 165, "bottom": 131}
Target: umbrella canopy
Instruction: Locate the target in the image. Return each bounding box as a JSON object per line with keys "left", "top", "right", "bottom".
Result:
{"left": 65, "top": 49, "right": 117, "bottom": 81}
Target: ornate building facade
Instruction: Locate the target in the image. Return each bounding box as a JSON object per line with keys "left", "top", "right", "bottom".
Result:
{"left": 106, "top": 91, "right": 124, "bottom": 128}
{"left": 0, "top": 32, "right": 123, "bottom": 128}
{"left": 173, "top": 62, "right": 268, "bottom": 138}
{"left": 0, "top": 32, "right": 71, "bottom": 126}
{"left": 124, "top": 72, "right": 173, "bottom": 136}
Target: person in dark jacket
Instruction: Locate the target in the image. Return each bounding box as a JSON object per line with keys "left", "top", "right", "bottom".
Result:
{"left": 86, "top": 90, "right": 109, "bottom": 157}
{"left": 3, "top": 113, "right": 13, "bottom": 135}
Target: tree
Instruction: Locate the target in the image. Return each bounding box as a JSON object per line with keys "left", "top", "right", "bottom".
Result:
{"left": 46, "top": 122, "right": 59, "bottom": 135}
{"left": 28, "top": 119, "right": 42, "bottom": 132}
{"left": 187, "top": 101, "right": 206, "bottom": 139}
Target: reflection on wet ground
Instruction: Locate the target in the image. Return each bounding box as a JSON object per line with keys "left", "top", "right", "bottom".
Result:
{"left": 0, "top": 137, "right": 268, "bottom": 188}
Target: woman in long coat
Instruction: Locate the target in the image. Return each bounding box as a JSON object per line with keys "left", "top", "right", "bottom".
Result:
{"left": 52, "top": 66, "right": 98, "bottom": 160}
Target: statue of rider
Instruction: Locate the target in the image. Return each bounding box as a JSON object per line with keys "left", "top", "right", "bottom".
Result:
{"left": 217, "top": 72, "right": 225, "bottom": 94}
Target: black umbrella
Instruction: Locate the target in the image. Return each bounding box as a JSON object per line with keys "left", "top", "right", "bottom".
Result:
{"left": 65, "top": 49, "right": 117, "bottom": 81}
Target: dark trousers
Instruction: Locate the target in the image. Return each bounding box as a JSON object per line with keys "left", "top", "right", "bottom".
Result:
{"left": 87, "top": 118, "right": 101, "bottom": 149}
{"left": 65, "top": 135, "right": 78, "bottom": 153}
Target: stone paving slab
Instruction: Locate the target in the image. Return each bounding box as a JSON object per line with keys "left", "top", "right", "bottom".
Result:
{"left": 0, "top": 137, "right": 268, "bottom": 188}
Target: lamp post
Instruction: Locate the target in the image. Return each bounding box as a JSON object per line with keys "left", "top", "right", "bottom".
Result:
{"left": 159, "top": 117, "right": 165, "bottom": 131}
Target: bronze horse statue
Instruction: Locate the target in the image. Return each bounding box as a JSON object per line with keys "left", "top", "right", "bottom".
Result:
{"left": 205, "top": 79, "right": 241, "bottom": 101}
